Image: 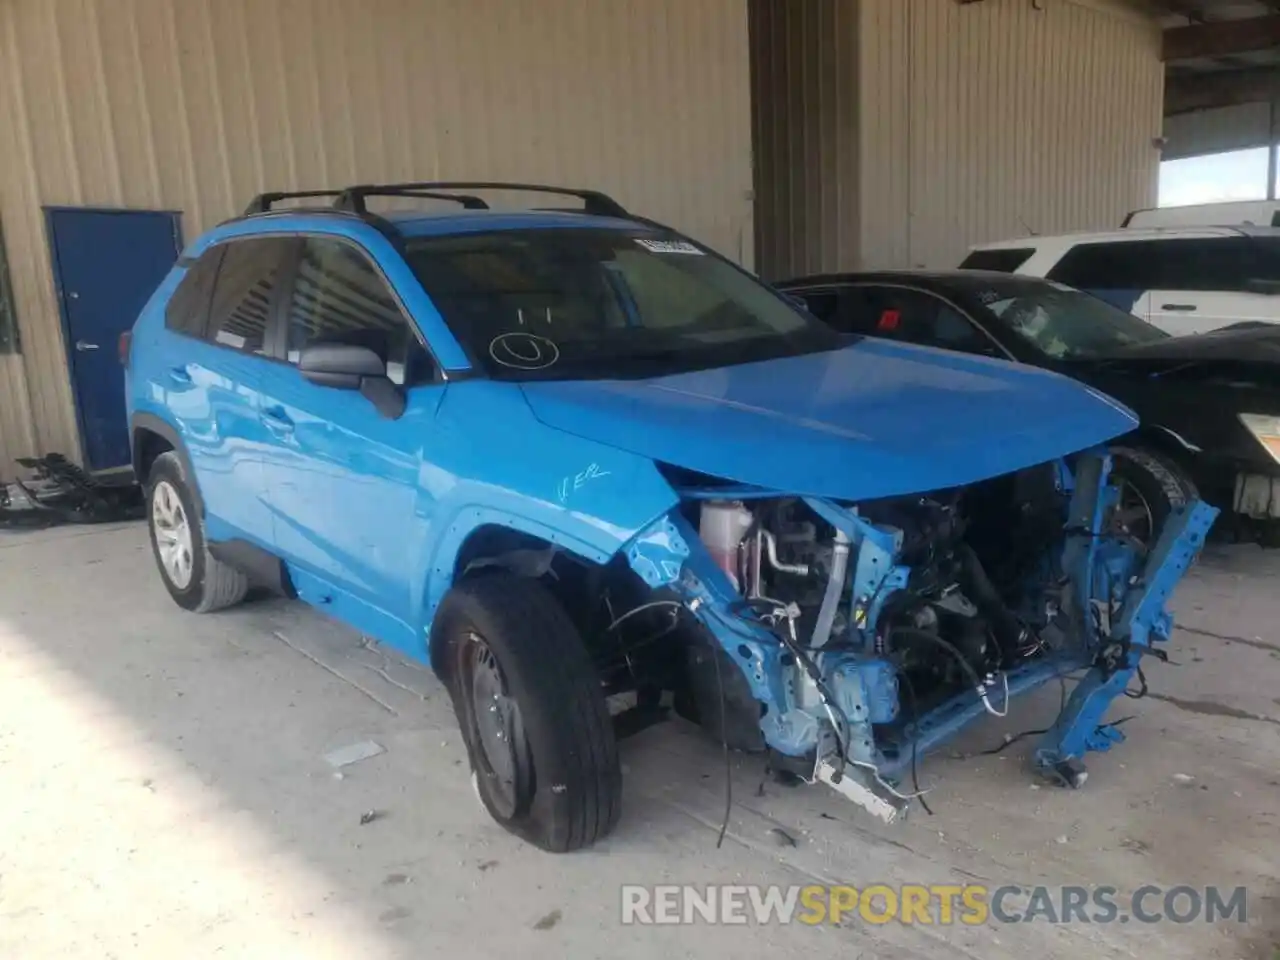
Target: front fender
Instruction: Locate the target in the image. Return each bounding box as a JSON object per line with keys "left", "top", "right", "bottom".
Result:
{"left": 417, "top": 382, "right": 682, "bottom": 633}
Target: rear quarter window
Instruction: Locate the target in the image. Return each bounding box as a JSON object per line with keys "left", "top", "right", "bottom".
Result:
{"left": 164, "top": 248, "right": 224, "bottom": 337}
{"left": 958, "top": 248, "right": 1035, "bottom": 273}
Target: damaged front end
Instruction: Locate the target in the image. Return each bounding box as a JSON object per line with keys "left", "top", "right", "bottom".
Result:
{"left": 619, "top": 451, "right": 1218, "bottom": 821}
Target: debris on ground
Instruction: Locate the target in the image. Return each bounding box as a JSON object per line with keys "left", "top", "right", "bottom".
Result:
{"left": 323, "top": 739, "right": 385, "bottom": 769}
{"left": 1172, "top": 773, "right": 1196, "bottom": 785}
{"left": 1, "top": 454, "right": 143, "bottom": 530}
{"left": 767, "top": 826, "right": 797, "bottom": 848}
{"left": 532, "top": 909, "right": 561, "bottom": 931}
{"left": 1120, "top": 837, "right": 1151, "bottom": 855}
{"left": 359, "top": 809, "right": 384, "bottom": 826}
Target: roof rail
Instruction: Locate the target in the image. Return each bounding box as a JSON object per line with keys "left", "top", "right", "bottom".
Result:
{"left": 378, "top": 189, "right": 491, "bottom": 210}
{"left": 333, "top": 181, "right": 630, "bottom": 219}
{"left": 243, "top": 189, "right": 485, "bottom": 215}
{"left": 243, "top": 190, "right": 344, "bottom": 215}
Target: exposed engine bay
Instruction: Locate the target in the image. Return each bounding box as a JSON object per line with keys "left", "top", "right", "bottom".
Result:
{"left": 588, "top": 450, "right": 1218, "bottom": 821}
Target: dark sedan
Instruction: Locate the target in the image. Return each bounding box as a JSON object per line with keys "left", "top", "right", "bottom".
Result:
{"left": 778, "top": 270, "right": 1280, "bottom": 546}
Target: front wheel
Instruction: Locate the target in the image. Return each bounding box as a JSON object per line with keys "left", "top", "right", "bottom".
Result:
{"left": 433, "top": 572, "right": 622, "bottom": 852}
{"left": 1107, "top": 445, "right": 1198, "bottom": 550}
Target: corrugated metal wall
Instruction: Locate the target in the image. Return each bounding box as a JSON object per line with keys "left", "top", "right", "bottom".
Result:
{"left": 1163, "top": 103, "right": 1273, "bottom": 161}
{"left": 0, "top": 0, "right": 754, "bottom": 470}
{"left": 752, "top": 0, "right": 1164, "bottom": 277}
{"left": 860, "top": 0, "right": 1163, "bottom": 269}
{"left": 750, "top": 0, "right": 860, "bottom": 279}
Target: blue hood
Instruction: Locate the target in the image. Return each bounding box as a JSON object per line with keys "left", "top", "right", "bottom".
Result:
{"left": 519, "top": 340, "right": 1137, "bottom": 500}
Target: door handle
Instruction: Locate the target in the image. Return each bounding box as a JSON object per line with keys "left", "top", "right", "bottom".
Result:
{"left": 1161, "top": 303, "right": 1197, "bottom": 312}
{"left": 167, "top": 366, "right": 192, "bottom": 384}
{"left": 75, "top": 340, "right": 100, "bottom": 351}
{"left": 261, "top": 408, "right": 295, "bottom": 434}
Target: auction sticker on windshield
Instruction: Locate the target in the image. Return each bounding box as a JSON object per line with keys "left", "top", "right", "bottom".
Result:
{"left": 635, "top": 238, "right": 703, "bottom": 255}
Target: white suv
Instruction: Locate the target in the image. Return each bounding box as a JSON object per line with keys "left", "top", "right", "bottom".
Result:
{"left": 961, "top": 227, "right": 1280, "bottom": 336}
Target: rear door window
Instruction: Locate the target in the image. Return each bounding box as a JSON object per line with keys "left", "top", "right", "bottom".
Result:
{"left": 958, "top": 248, "right": 1035, "bottom": 273}
{"left": 840, "top": 285, "right": 995, "bottom": 353}
{"left": 1048, "top": 237, "right": 1280, "bottom": 293}
{"left": 1045, "top": 241, "right": 1160, "bottom": 290}
{"left": 206, "top": 237, "right": 293, "bottom": 355}
{"left": 1140, "top": 238, "right": 1253, "bottom": 292}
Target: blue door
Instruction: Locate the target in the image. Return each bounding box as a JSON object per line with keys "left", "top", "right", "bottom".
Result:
{"left": 46, "top": 208, "right": 181, "bottom": 470}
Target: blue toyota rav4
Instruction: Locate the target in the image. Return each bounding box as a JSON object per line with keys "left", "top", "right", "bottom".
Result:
{"left": 125, "top": 182, "right": 1216, "bottom": 852}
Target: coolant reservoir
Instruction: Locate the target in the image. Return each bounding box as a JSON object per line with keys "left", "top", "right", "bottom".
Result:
{"left": 699, "top": 501, "right": 754, "bottom": 589}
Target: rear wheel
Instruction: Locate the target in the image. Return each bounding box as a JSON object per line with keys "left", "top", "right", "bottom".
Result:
{"left": 146, "top": 452, "right": 248, "bottom": 613}
{"left": 434, "top": 572, "right": 621, "bottom": 852}
{"left": 1107, "top": 445, "right": 1198, "bottom": 550}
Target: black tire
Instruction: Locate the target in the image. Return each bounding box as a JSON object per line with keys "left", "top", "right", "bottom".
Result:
{"left": 1108, "top": 445, "right": 1198, "bottom": 549}
{"left": 433, "top": 572, "right": 621, "bottom": 852}
{"left": 146, "top": 451, "right": 248, "bottom": 613}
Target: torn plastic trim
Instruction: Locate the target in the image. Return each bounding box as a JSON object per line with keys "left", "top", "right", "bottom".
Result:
{"left": 624, "top": 509, "right": 792, "bottom": 727}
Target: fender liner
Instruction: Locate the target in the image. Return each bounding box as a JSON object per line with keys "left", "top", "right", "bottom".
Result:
{"left": 129, "top": 413, "right": 204, "bottom": 516}
{"left": 423, "top": 505, "right": 625, "bottom": 636}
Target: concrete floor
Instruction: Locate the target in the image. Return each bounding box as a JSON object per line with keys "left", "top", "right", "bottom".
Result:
{"left": 1, "top": 522, "right": 1277, "bottom": 960}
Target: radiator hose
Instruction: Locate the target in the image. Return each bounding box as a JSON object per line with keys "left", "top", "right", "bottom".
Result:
{"left": 957, "top": 543, "right": 1029, "bottom": 663}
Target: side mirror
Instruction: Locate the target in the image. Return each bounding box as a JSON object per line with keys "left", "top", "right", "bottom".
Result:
{"left": 298, "top": 343, "right": 406, "bottom": 419}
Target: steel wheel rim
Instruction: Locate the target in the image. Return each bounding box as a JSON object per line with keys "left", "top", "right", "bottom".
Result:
{"left": 152, "top": 480, "right": 194, "bottom": 589}
{"left": 465, "top": 633, "right": 525, "bottom": 818}
{"left": 1109, "top": 478, "right": 1155, "bottom": 547}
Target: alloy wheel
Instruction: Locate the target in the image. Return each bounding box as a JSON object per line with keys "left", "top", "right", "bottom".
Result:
{"left": 152, "top": 479, "right": 195, "bottom": 590}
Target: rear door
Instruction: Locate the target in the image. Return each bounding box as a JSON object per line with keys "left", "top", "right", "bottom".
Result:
{"left": 161, "top": 236, "right": 294, "bottom": 542}
{"left": 1148, "top": 236, "right": 1280, "bottom": 334}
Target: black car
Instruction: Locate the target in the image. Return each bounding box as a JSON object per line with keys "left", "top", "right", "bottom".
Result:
{"left": 778, "top": 270, "right": 1280, "bottom": 546}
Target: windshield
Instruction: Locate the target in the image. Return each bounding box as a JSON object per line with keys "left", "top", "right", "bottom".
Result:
{"left": 968, "top": 280, "right": 1169, "bottom": 359}
{"left": 402, "top": 229, "right": 844, "bottom": 380}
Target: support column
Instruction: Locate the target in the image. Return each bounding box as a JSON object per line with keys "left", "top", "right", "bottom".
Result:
{"left": 1269, "top": 96, "right": 1278, "bottom": 200}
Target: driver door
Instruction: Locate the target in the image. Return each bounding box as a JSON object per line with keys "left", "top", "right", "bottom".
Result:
{"left": 257, "top": 235, "right": 443, "bottom": 644}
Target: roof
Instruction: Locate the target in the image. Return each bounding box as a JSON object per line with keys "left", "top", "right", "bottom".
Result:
{"left": 778, "top": 268, "right": 1045, "bottom": 294}
{"left": 781, "top": 267, "right": 1035, "bottom": 286}
{"left": 970, "top": 224, "right": 1280, "bottom": 250}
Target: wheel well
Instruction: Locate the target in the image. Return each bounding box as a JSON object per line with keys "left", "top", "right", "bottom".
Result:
{"left": 452, "top": 524, "right": 558, "bottom": 580}
{"left": 1122, "top": 428, "right": 1200, "bottom": 486}
{"left": 132, "top": 428, "right": 174, "bottom": 484}
{"left": 433, "top": 524, "right": 622, "bottom": 674}
{"left": 432, "top": 525, "right": 565, "bottom": 672}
